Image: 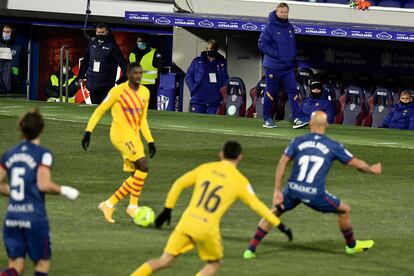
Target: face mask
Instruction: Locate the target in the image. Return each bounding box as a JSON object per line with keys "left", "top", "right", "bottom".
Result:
{"left": 62, "top": 67, "right": 67, "bottom": 74}
{"left": 96, "top": 35, "right": 106, "bottom": 42}
{"left": 137, "top": 42, "right": 147, "bottom": 50}
{"left": 310, "top": 92, "right": 322, "bottom": 99}
{"left": 207, "top": 50, "right": 217, "bottom": 58}
{"left": 401, "top": 101, "right": 410, "bottom": 106}
{"left": 2, "top": 32, "right": 11, "bottom": 41}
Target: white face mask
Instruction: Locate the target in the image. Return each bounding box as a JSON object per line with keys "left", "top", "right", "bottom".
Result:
{"left": 2, "top": 32, "right": 11, "bottom": 41}
{"left": 62, "top": 67, "right": 67, "bottom": 74}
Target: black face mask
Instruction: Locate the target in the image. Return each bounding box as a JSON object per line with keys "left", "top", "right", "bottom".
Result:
{"left": 401, "top": 101, "right": 410, "bottom": 106}
{"left": 96, "top": 35, "right": 106, "bottom": 42}
{"left": 310, "top": 92, "right": 322, "bottom": 99}
{"left": 207, "top": 50, "right": 217, "bottom": 58}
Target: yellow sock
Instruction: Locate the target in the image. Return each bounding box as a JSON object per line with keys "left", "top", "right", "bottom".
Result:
{"left": 108, "top": 184, "right": 129, "bottom": 206}
{"left": 195, "top": 273, "right": 202, "bottom": 276}
{"left": 131, "top": 262, "right": 152, "bottom": 276}
{"left": 128, "top": 170, "right": 148, "bottom": 206}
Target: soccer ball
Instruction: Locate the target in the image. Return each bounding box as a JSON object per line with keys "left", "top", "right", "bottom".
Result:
{"left": 133, "top": 206, "right": 155, "bottom": 227}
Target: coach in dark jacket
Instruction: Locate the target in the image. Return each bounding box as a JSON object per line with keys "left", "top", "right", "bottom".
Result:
{"left": 259, "top": 3, "right": 307, "bottom": 129}
{"left": 382, "top": 90, "right": 414, "bottom": 130}
{"left": 78, "top": 23, "right": 127, "bottom": 104}
{"left": 185, "top": 40, "right": 229, "bottom": 114}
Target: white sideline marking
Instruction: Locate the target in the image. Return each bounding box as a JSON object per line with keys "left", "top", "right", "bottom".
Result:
{"left": 41, "top": 106, "right": 61, "bottom": 109}
{"left": 75, "top": 116, "right": 90, "bottom": 120}
{"left": 166, "top": 124, "right": 189, "bottom": 129}
{"left": 0, "top": 105, "right": 22, "bottom": 109}
{"left": 0, "top": 111, "right": 413, "bottom": 150}
{"left": 211, "top": 129, "right": 235, "bottom": 133}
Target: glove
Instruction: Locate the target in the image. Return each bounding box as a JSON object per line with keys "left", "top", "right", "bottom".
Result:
{"left": 60, "top": 186, "right": 80, "bottom": 200}
{"left": 148, "top": 142, "right": 156, "bottom": 158}
{"left": 277, "top": 223, "right": 293, "bottom": 241}
{"left": 81, "top": 131, "right": 91, "bottom": 151}
{"left": 154, "top": 207, "right": 172, "bottom": 228}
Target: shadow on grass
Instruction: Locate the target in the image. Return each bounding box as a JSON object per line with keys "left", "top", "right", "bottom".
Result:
{"left": 224, "top": 234, "right": 342, "bottom": 255}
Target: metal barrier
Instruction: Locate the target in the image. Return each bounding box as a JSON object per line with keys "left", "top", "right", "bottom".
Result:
{"left": 59, "top": 45, "right": 69, "bottom": 103}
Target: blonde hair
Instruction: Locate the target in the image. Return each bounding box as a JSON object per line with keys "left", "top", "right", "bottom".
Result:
{"left": 400, "top": 90, "right": 412, "bottom": 99}
{"left": 276, "top": 2, "right": 289, "bottom": 10}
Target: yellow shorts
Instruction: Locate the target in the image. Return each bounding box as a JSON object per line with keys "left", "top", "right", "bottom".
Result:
{"left": 164, "top": 230, "right": 223, "bottom": 261}
{"left": 110, "top": 133, "right": 145, "bottom": 172}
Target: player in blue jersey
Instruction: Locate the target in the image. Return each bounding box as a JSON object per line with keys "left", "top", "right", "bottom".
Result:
{"left": 0, "top": 109, "right": 79, "bottom": 276}
{"left": 244, "top": 110, "right": 382, "bottom": 259}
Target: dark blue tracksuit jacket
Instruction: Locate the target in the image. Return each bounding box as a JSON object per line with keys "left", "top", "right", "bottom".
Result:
{"left": 382, "top": 102, "right": 414, "bottom": 130}
{"left": 302, "top": 97, "right": 337, "bottom": 123}
{"left": 185, "top": 51, "right": 228, "bottom": 105}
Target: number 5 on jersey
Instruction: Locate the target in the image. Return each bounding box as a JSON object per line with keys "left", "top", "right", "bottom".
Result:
{"left": 10, "top": 167, "right": 25, "bottom": 201}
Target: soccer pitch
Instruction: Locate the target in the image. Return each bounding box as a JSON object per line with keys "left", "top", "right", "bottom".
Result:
{"left": 0, "top": 99, "right": 413, "bottom": 275}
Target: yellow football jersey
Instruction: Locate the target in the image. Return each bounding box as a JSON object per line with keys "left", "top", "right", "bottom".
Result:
{"left": 85, "top": 82, "right": 154, "bottom": 143}
{"left": 165, "top": 160, "right": 280, "bottom": 239}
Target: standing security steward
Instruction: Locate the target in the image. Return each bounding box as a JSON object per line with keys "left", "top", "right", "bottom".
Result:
{"left": 259, "top": 3, "right": 308, "bottom": 129}
{"left": 129, "top": 34, "right": 163, "bottom": 110}
{"left": 78, "top": 23, "right": 127, "bottom": 104}
{"left": 185, "top": 40, "right": 229, "bottom": 114}
{"left": 0, "top": 25, "right": 25, "bottom": 94}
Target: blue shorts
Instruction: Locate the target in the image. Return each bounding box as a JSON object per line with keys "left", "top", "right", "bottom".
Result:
{"left": 3, "top": 218, "right": 51, "bottom": 262}
{"left": 278, "top": 187, "right": 341, "bottom": 214}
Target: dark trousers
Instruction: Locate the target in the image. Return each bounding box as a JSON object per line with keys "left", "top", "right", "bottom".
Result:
{"left": 88, "top": 86, "right": 113, "bottom": 104}
{"left": 263, "top": 68, "right": 304, "bottom": 120}
{"left": 146, "top": 84, "right": 158, "bottom": 110}
{"left": 190, "top": 103, "right": 219, "bottom": 114}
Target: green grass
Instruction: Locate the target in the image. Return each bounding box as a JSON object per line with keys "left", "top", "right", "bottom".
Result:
{"left": 0, "top": 99, "right": 413, "bottom": 275}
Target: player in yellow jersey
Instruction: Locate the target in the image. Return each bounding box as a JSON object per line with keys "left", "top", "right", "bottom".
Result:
{"left": 130, "top": 141, "right": 292, "bottom": 276}
{"left": 81, "top": 62, "right": 156, "bottom": 223}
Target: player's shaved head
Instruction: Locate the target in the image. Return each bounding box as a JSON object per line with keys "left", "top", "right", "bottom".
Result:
{"left": 310, "top": 111, "right": 328, "bottom": 134}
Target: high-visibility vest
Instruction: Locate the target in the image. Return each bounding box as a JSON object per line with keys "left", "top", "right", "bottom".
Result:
{"left": 50, "top": 74, "right": 77, "bottom": 87}
{"left": 129, "top": 48, "right": 158, "bottom": 85}
{"left": 50, "top": 74, "right": 77, "bottom": 102}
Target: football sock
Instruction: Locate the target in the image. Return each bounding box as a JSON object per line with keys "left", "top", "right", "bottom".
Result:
{"left": 341, "top": 227, "right": 356, "bottom": 248}
{"left": 131, "top": 262, "right": 152, "bottom": 276}
{"left": 248, "top": 226, "right": 269, "bottom": 252}
{"left": 107, "top": 170, "right": 147, "bottom": 207}
{"left": 128, "top": 170, "right": 147, "bottom": 207}
{"left": 195, "top": 273, "right": 202, "bottom": 276}
{"left": 34, "top": 272, "right": 48, "bottom": 276}
{"left": 0, "top": 268, "right": 18, "bottom": 276}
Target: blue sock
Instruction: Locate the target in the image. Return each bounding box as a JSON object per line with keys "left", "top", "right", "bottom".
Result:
{"left": 34, "top": 272, "right": 47, "bottom": 276}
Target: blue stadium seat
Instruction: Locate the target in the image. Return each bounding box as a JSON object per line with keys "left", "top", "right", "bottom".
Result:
{"left": 377, "top": 0, "right": 402, "bottom": 7}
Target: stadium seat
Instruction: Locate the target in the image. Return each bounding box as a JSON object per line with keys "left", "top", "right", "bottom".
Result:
{"left": 296, "top": 67, "right": 314, "bottom": 96}
{"left": 225, "top": 77, "right": 246, "bottom": 117}
{"left": 337, "top": 86, "right": 367, "bottom": 126}
{"left": 363, "top": 87, "right": 394, "bottom": 127}
{"left": 246, "top": 79, "right": 266, "bottom": 118}
{"left": 377, "top": 0, "right": 402, "bottom": 7}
